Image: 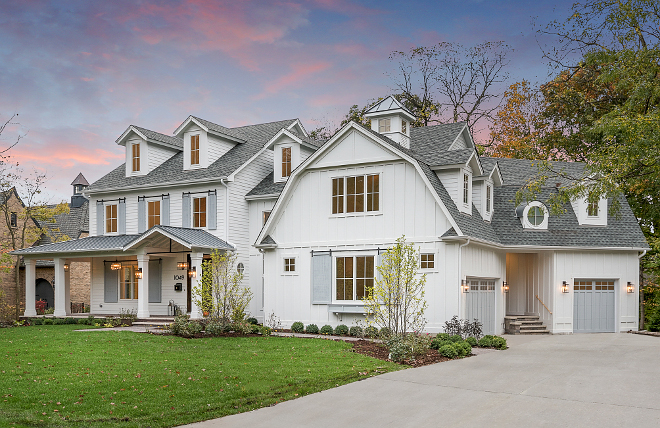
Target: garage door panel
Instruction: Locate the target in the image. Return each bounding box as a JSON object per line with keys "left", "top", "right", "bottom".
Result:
{"left": 466, "top": 279, "right": 496, "bottom": 336}
{"left": 574, "top": 280, "right": 615, "bottom": 333}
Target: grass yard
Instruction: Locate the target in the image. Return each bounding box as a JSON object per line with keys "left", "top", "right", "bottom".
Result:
{"left": 0, "top": 325, "right": 402, "bottom": 428}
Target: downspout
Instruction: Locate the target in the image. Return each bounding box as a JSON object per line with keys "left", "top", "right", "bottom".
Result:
{"left": 639, "top": 249, "right": 647, "bottom": 329}
{"left": 458, "top": 238, "right": 470, "bottom": 319}
{"left": 220, "top": 178, "right": 229, "bottom": 242}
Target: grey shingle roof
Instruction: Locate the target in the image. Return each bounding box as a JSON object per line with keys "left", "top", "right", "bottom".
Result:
{"left": 410, "top": 122, "right": 467, "bottom": 156}
{"left": 13, "top": 234, "right": 139, "bottom": 255}
{"left": 480, "top": 157, "right": 587, "bottom": 187}
{"left": 125, "top": 225, "right": 234, "bottom": 251}
{"left": 39, "top": 200, "right": 89, "bottom": 245}
{"left": 133, "top": 126, "right": 183, "bottom": 149}
{"left": 260, "top": 235, "right": 276, "bottom": 245}
{"left": 247, "top": 173, "right": 285, "bottom": 197}
{"left": 88, "top": 119, "right": 298, "bottom": 192}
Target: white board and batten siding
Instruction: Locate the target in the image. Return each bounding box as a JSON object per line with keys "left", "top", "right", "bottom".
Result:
{"left": 462, "top": 245, "right": 506, "bottom": 335}
{"left": 506, "top": 252, "right": 555, "bottom": 328}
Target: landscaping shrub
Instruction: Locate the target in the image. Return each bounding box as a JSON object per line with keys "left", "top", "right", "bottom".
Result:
{"left": 449, "top": 334, "right": 463, "bottom": 343}
{"left": 349, "top": 326, "right": 363, "bottom": 337}
{"left": 334, "top": 324, "right": 349, "bottom": 336}
{"left": 466, "top": 336, "right": 478, "bottom": 347}
{"left": 320, "top": 325, "right": 334, "bottom": 335}
{"left": 491, "top": 336, "right": 507, "bottom": 350}
{"left": 379, "top": 327, "right": 392, "bottom": 339}
{"left": 453, "top": 341, "right": 471, "bottom": 357}
{"left": 43, "top": 318, "right": 53, "bottom": 325}
{"left": 435, "top": 332, "right": 450, "bottom": 341}
{"left": 477, "top": 336, "right": 493, "bottom": 348}
{"left": 365, "top": 326, "right": 379, "bottom": 338}
{"left": 291, "top": 321, "right": 304, "bottom": 333}
{"left": 31, "top": 318, "right": 44, "bottom": 325}
{"left": 52, "top": 318, "right": 64, "bottom": 325}
{"left": 430, "top": 337, "right": 450, "bottom": 350}
{"left": 231, "top": 321, "right": 252, "bottom": 335}
{"left": 65, "top": 317, "right": 77, "bottom": 325}
{"left": 246, "top": 317, "right": 258, "bottom": 325}
{"left": 260, "top": 326, "right": 272, "bottom": 336}
{"left": 77, "top": 318, "right": 87, "bottom": 325}
{"left": 180, "top": 321, "right": 203, "bottom": 337}
{"left": 386, "top": 335, "right": 412, "bottom": 362}
{"left": 443, "top": 315, "right": 483, "bottom": 339}
{"left": 250, "top": 324, "right": 260, "bottom": 334}
{"left": 169, "top": 314, "right": 191, "bottom": 336}
{"left": 205, "top": 320, "right": 224, "bottom": 336}
{"left": 305, "top": 324, "right": 319, "bottom": 334}
{"left": 439, "top": 343, "right": 458, "bottom": 359}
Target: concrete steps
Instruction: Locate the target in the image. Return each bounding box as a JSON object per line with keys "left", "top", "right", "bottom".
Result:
{"left": 132, "top": 317, "right": 174, "bottom": 329}
{"left": 505, "top": 315, "right": 550, "bottom": 335}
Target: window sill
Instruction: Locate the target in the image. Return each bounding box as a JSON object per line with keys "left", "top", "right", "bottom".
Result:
{"left": 281, "top": 273, "right": 298, "bottom": 276}
{"left": 330, "top": 212, "right": 382, "bottom": 219}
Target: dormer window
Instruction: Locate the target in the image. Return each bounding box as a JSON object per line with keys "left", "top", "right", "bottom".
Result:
{"left": 191, "top": 135, "right": 200, "bottom": 165}
{"left": 132, "top": 143, "right": 140, "bottom": 172}
{"left": 527, "top": 206, "right": 544, "bottom": 226}
{"left": 587, "top": 198, "right": 598, "bottom": 217}
{"left": 401, "top": 120, "right": 407, "bottom": 133}
{"left": 517, "top": 201, "right": 549, "bottom": 230}
{"left": 282, "top": 147, "right": 292, "bottom": 178}
{"left": 379, "top": 118, "right": 391, "bottom": 133}
{"left": 486, "top": 184, "right": 492, "bottom": 213}
{"left": 463, "top": 174, "right": 469, "bottom": 205}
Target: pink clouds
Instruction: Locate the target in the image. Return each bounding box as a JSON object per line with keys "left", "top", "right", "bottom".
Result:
{"left": 260, "top": 61, "right": 332, "bottom": 97}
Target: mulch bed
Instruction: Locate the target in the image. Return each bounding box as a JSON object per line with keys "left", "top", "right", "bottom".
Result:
{"left": 349, "top": 339, "right": 452, "bottom": 367}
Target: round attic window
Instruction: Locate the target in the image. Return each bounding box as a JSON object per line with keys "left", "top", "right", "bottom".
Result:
{"left": 521, "top": 201, "right": 549, "bottom": 229}
{"left": 527, "top": 206, "right": 544, "bottom": 226}
{"left": 237, "top": 263, "right": 245, "bottom": 274}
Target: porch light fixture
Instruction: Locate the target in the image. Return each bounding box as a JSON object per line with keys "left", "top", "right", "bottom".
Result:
{"left": 502, "top": 281, "right": 509, "bottom": 292}
{"left": 188, "top": 266, "right": 197, "bottom": 279}
{"left": 462, "top": 279, "right": 469, "bottom": 293}
{"left": 177, "top": 261, "right": 189, "bottom": 270}
{"left": 561, "top": 281, "right": 569, "bottom": 293}
{"left": 63, "top": 264, "right": 69, "bottom": 271}
{"left": 135, "top": 267, "right": 143, "bottom": 279}
{"left": 627, "top": 282, "right": 634, "bottom": 293}
{"left": 110, "top": 262, "right": 122, "bottom": 271}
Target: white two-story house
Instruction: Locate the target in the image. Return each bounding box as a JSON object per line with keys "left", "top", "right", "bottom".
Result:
{"left": 17, "top": 96, "right": 648, "bottom": 334}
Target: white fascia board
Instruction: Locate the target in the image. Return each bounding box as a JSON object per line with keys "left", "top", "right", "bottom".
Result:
{"left": 206, "top": 129, "right": 246, "bottom": 144}
{"left": 245, "top": 193, "right": 280, "bottom": 201}
{"left": 431, "top": 163, "right": 466, "bottom": 171}
{"left": 463, "top": 125, "right": 476, "bottom": 148}
{"left": 467, "top": 151, "right": 484, "bottom": 176}
{"left": 116, "top": 126, "right": 147, "bottom": 146}
{"left": 173, "top": 116, "right": 208, "bottom": 137}
{"left": 254, "top": 122, "right": 463, "bottom": 246}
{"left": 489, "top": 163, "right": 504, "bottom": 186}
{"left": 441, "top": 234, "right": 649, "bottom": 252}
{"left": 287, "top": 119, "right": 309, "bottom": 137}
{"left": 86, "top": 176, "right": 229, "bottom": 196}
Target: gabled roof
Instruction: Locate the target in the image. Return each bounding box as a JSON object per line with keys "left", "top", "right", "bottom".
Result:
{"left": 246, "top": 172, "right": 285, "bottom": 199}
{"left": 364, "top": 95, "right": 416, "bottom": 119}
{"left": 410, "top": 122, "right": 469, "bottom": 159}
{"left": 116, "top": 125, "right": 183, "bottom": 149}
{"left": 70, "top": 173, "right": 89, "bottom": 186}
{"left": 174, "top": 116, "right": 247, "bottom": 144}
{"left": 124, "top": 225, "right": 234, "bottom": 251}
{"left": 38, "top": 200, "right": 89, "bottom": 245}
{"left": 87, "top": 119, "right": 298, "bottom": 193}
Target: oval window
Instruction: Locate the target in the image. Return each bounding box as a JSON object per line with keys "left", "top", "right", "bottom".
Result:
{"left": 527, "top": 206, "right": 544, "bottom": 226}
{"left": 237, "top": 262, "right": 245, "bottom": 274}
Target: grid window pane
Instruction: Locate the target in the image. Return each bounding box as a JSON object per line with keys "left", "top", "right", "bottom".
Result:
{"left": 193, "top": 197, "right": 207, "bottom": 228}
{"left": 132, "top": 143, "right": 140, "bottom": 172}
{"left": 347, "top": 176, "right": 364, "bottom": 213}
{"left": 284, "top": 258, "right": 295, "bottom": 272}
{"left": 379, "top": 118, "right": 391, "bottom": 133}
{"left": 332, "top": 178, "right": 344, "bottom": 214}
{"left": 355, "top": 256, "right": 374, "bottom": 300}
{"left": 421, "top": 253, "right": 434, "bottom": 269}
{"left": 191, "top": 135, "right": 200, "bottom": 165}
{"left": 282, "top": 147, "right": 292, "bottom": 177}
{"left": 463, "top": 174, "right": 469, "bottom": 204}
{"left": 366, "top": 174, "right": 379, "bottom": 211}
{"left": 528, "top": 206, "right": 544, "bottom": 225}
{"left": 148, "top": 200, "right": 161, "bottom": 229}
{"left": 106, "top": 204, "right": 117, "bottom": 233}
{"left": 486, "top": 185, "right": 492, "bottom": 213}
{"left": 120, "top": 265, "right": 137, "bottom": 300}
{"left": 336, "top": 257, "right": 353, "bottom": 300}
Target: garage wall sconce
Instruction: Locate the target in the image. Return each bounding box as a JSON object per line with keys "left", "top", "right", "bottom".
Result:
{"left": 135, "top": 267, "right": 143, "bottom": 280}
{"left": 561, "top": 281, "right": 569, "bottom": 293}
{"left": 502, "top": 281, "right": 509, "bottom": 293}
{"left": 462, "top": 279, "right": 469, "bottom": 293}
{"left": 188, "top": 266, "right": 197, "bottom": 279}
{"left": 63, "top": 264, "right": 69, "bottom": 271}
{"left": 627, "top": 282, "right": 634, "bottom": 293}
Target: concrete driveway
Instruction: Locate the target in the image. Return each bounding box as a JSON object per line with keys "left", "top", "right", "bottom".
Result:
{"left": 182, "top": 333, "right": 660, "bottom": 428}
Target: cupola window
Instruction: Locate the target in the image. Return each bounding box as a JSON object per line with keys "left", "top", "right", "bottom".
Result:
{"left": 378, "top": 118, "right": 391, "bottom": 133}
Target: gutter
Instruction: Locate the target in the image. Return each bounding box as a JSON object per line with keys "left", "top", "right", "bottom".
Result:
{"left": 639, "top": 250, "right": 647, "bottom": 259}
{"left": 442, "top": 235, "right": 649, "bottom": 252}
{"left": 220, "top": 178, "right": 230, "bottom": 242}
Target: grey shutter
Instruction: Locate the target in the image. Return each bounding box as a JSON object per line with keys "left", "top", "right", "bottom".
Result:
{"left": 104, "top": 263, "right": 118, "bottom": 303}
{"left": 208, "top": 191, "right": 217, "bottom": 230}
{"left": 182, "top": 193, "right": 191, "bottom": 228}
{"left": 311, "top": 252, "right": 332, "bottom": 304}
{"left": 162, "top": 195, "right": 170, "bottom": 226}
{"left": 118, "top": 199, "right": 126, "bottom": 235}
{"left": 148, "top": 259, "right": 162, "bottom": 303}
{"left": 96, "top": 201, "right": 104, "bottom": 235}
{"left": 138, "top": 197, "right": 146, "bottom": 233}
{"left": 376, "top": 252, "right": 383, "bottom": 282}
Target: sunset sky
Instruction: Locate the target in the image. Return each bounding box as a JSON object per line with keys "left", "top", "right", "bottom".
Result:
{"left": 0, "top": 0, "right": 576, "bottom": 202}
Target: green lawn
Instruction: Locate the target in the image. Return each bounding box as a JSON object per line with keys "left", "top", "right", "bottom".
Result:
{"left": 0, "top": 325, "right": 402, "bottom": 428}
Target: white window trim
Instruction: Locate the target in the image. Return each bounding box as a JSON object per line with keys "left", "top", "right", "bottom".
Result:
{"left": 330, "top": 172, "right": 382, "bottom": 218}
{"left": 333, "top": 252, "right": 377, "bottom": 303}
{"left": 521, "top": 201, "right": 549, "bottom": 230}
{"left": 104, "top": 202, "right": 119, "bottom": 235}
{"left": 192, "top": 196, "right": 208, "bottom": 229}
{"left": 282, "top": 256, "right": 298, "bottom": 276}
{"left": 119, "top": 263, "right": 139, "bottom": 300}
{"left": 419, "top": 251, "right": 437, "bottom": 272}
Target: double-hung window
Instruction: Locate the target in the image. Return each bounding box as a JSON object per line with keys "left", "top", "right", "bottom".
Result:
{"left": 378, "top": 118, "right": 390, "bottom": 133}
{"left": 132, "top": 143, "right": 140, "bottom": 172}
{"left": 148, "top": 200, "right": 160, "bottom": 228}
{"left": 336, "top": 256, "right": 374, "bottom": 301}
{"left": 282, "top": 147, "right": 292, "bottom": 178}
{"left": 191, "top": 135, "right": 200, "bottom": 165}
{"left": 463, "top": 174, "right": 469, "bottom": 205}
{"left": 332, "top": 174, "right": 379, "bottom": 214}
{"left": 486, "top": 184, "right": 492, "bottom": 213}
{"left": 120, "top": 264, "right": 138, "bottom": 300}
{"left": 587, "top": 193, "right": 599, "bottom": 217}
{"left": 106, "top": 204, "right": 118, "bottom": 233}
{"left": 193, "top": 197, "right": 207, "bottom": 228}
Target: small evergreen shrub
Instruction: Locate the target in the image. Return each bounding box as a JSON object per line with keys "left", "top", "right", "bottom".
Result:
{"left": 349, "top": 326, "right": 363, "bottom": 337}
{"left": 453, "top": 341, "right": 471, "bottom": 357}
{"left": 334, "top": 324, "right": 349, "bottom": 335}
{"left": 246, "top": 317, "right": 258, "bottom": 325}
{"left": 439, "top": 343, "right": 458, "bottom": 359}
{"left": 291, "top": 321, "right": 304, "bottom": 333}
{"left": 477, "top": 336, "right": 493, "bottom": 348}
{"left": 52, "top": 318, "right": 64, "bottom": 325}
{"left": 260, "top": 326, "right": 272, "bottom": 336}
{"left": 31, "top": 318, "right": 44, "bottom": 325}
{"left": 379, "top": 327, "right": 393, "bottom": 339}
{"left": 365, "top": 326, "right": 379, "bottom": 338}
{"left": 435, "top": 333, "right": 450, "bottom": 341}
{"left": 169, "top": 315, "right": 190, "bottom": 336}
{"left": 44, "top": 318, "right": 53, "bottom": 325}
{"left": 386, "top": 335, "right": 413, "bottom": 362}
{"left": 250, "top": 324, "right": 261, "bottom": 334}
{"left": 222, "top": 323, "right": 234, "bottom": 333}
{"left": 205, "top": 320, "right": 224, "bottom": 336}
{"left": 320, "top": 325, "right": 334, "bottom": 335}
{"left": 77, "top": 318, "right": 87, "bottom": 325}
{"left": 491, "top": 336, "right": 507, "bottom": 350}
{"left": 449, "top": 334, "right": 463, "bottom": 343}
{"left": 430, "top": 337, "right": 450, "bottom": 350}
{"left": 180, "top": 321, "right": 203, "bottom": 337}
{"left": 231, "top": 321, "right": 252, "bottom": 335}
{"left": 305, "top": 324, "right": 319, "bottom": 334}
{"left": 65, "top": 317, "right": 77, "bottom": 325}
{"left": 466, "top": 336, "right": 478, "bottom": 347}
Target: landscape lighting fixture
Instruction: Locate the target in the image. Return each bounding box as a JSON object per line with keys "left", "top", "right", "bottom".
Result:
{"left": 110, "top": 262, "right": 122, "bottom": 271}
{"left": 135, "top": 267, "right": 143, "bottom": 279}
{"left": 561, "top": 281, "right": 569, "bottom": 293}
{"left": 627, "top": 282, "right": 634, "bottom": 293}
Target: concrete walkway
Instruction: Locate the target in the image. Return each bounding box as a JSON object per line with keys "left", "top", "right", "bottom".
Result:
{"left": 181, "top": 333, "right": 660, "bottom": 428}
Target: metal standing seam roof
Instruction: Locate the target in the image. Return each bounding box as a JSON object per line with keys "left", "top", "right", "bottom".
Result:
{"left": 124, "top": 225, "right": 234, "bottom": 250}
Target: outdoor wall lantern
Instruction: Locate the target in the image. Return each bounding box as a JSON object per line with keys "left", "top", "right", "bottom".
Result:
{"left": 502, "top": 281, "right": 509, "bottom": 292}
{"left": 177, "top": 261, "right": 189, "bottom": 270}
{"left": 561, "top": 281, "right": 569, "bottom": 293}
{"left": 627, "top": 282, "right": 634, "bottom": 293}
{"left": 188, "top": 266, "right": 197, "bottom": 279}
{"left": 462, "top": 279, "right": 469, "bottom": 293}
{"left": 135, "top": 267, "right": 143, "bottom": 279}
{"left": 110, "top": 262, "right": 122, "bottom": 270}
{"left": 63, "top": 264, "right": 69, "bottom": 271}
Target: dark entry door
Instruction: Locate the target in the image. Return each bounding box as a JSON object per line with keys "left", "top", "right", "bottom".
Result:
{"left": 35, "top": 279, "right": 54, "bottom": 308}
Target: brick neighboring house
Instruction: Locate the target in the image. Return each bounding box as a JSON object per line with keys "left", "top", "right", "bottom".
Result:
{"left": 3, "top": 174, "right": 91, "bottom": 314}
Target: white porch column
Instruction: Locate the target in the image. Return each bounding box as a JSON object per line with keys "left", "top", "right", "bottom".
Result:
{"left": 53, "top": 258, "right": 68, "bottom": 317}
{"left": 24, "top": 259, "right": 37, "bottom": 317}
{"left": 65, "top": 261, "right": 71, "bottom": 314}
{"left": 189, "top": 252, "right": 204, "bottom": 319}
{"left": 137, "top": 253, "right": 150, "bottom": 318}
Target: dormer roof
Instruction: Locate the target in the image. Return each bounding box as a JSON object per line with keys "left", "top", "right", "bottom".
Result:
{"left": 70, "top": 173, "right": 89, "bottom": 187}
{"left": 173, "top": 115, "right": 246, "bottom": 144}
{"left": 364, "top": 95, "right": 416, "bottom": 120}
{"left": 116, "top": 125, "right": 183, "bottom": 150}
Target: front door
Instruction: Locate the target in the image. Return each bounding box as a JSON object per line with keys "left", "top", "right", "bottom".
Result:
{"left": 35, "top": 279, "right": 54, "bottom": 308}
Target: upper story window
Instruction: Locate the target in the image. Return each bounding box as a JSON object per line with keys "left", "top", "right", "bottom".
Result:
{"left": 262, "top": 210, "right": 271, "bottom": 225}
{"left": 401, "top": 120, "right": 407, "bottom": 133}
{"left": 193, "top": 196, "right": 207, "bottom": 228}
{"left": 463, "top": 174, "right": 469, "bottom": 205}
{"left": 148, "top": 200, "right": 161, "bottom": 229}
{"left": 282, "top": 147, "right": 292, "bottom": 178}
{"left": 106, "top": 204, "right": 118, "bottom": 233}
{"left": 421, "top": 253, "right": 434, "bottom": 269}
{"left": 190, "top": 135, "right": 200, "bottom": 165}
{"left": 336, "top": 255, "right": 374, "bottom": 301}
{"left": 284, "top": 258, "right": 296, "bottom": 272}
{"left": 332, "top": 174, "right": 379, "bottom": 214}
{"left": 587, "top": 194, "right": 599, "bottom": 217}
{"left": 378, "top": 118, "right": 391, "bottom": 133}
{"left": 132, "top": 143, "right": 140, "bottom": 172}
{"left": 486, "top": 184, "right": 492, "bottom": 213}
{"left": 10, "top": 212, "right": 17, "bottom": 228}
{"left": 527, "top": 206, "right": 544, "bottom": 226}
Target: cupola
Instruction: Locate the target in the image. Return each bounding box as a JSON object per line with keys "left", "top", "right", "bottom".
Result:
{"left": 70, "top": 173, "right": 89, "bottom": 208}
{"left": 364, "top": 96, "right": 416, "bottom": 148}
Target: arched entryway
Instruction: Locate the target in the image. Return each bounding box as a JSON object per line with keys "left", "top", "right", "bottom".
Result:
{"left": 35, "top": 279, "right": 54, "bottom": 308}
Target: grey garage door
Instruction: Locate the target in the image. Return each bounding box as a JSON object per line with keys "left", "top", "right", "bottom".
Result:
{"left": 466, "top": 279, "right": 496, "bottom": 335}
{"left": 573, "top": 280, "right": 615, "bottom": 333}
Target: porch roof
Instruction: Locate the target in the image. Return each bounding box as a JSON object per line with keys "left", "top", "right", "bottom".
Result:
{"left": 12, "top": 226, "right": 234, "bottom": 257}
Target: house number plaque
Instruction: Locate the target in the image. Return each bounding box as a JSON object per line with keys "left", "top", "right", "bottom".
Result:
{"left": 174, "top": 274, "right": 185, "bottom": 281}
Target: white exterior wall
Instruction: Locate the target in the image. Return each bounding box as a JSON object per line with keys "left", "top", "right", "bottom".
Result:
{"left": 248, "top": 198, "right": 277, "bottom": 320}
{"left": 472, "top": 181, "right": 483, "bottom": 218}
{"left": 436, "top": 167, "right": 472, "bottom": 214}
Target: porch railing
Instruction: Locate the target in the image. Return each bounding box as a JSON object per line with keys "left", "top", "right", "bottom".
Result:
{"left": 535, "top": 295, "right": 552, "bottom": 315}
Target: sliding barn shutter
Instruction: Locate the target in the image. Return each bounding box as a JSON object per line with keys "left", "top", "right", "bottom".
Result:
{"left": 104, "top": 263, "right": 118, "bottom": 303}
{"left": 138, "top": 197, "right": 146, "bottom": 233}
{"left": 376, "top": 252, "right": 383, "bottom": 283}
{"left": 182, "top": 193, "right": 191, "bottom": 228}
{"left": 148, "top": 259, "right": 162, "bottom": 303}
{"left": 311, "top": 251, "right": 332, "bottom": 304}
{"left": 96, "top": 201, "right": 104, "bottom": 235}
{"left": 162, "top": 195, "right": 170, "bottom": 226}
{"left": 118, "top": 199, "right": 126, "bottom": 234}
{"left": 208, "top": 191, "right": 217, "bottom": 230}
